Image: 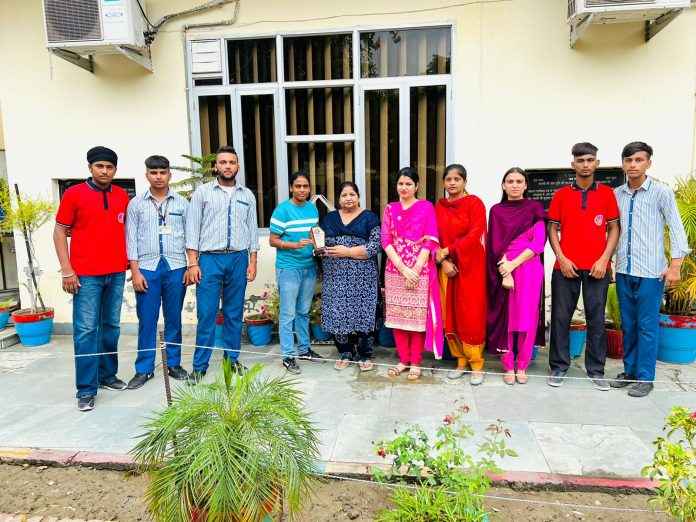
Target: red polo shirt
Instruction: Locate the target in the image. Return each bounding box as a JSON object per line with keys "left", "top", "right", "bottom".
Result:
{"left": 56, "top": 179, "right": 130, "bottom": 276}
{"left": 548, "top": 181, "right": 619, "bottom": 270}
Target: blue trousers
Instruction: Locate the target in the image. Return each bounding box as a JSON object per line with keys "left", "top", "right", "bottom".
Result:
{"left": 616, "top": 273, "right": 665, "bottom": 381}
{"left": 277, "top": 266, "right": 316, "bottom": 357}
{"left": 134, "top": 259, "right": 187, "bottom": 374}
{"left": 193, "top": 252, "right": 248, "bottom": 371}
{"left": 72, "top": 272, "right": 125, "bottom": 398}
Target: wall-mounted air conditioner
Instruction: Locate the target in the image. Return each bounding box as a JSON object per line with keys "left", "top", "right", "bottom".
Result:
{"left": 568, "top": 0, "right": 691, "bottom": 24}
{"left": 42, "top": 0, "right": 151, "bottom": 71}
{"left": 567, "top": 0, "right": 693, "bottom": 46}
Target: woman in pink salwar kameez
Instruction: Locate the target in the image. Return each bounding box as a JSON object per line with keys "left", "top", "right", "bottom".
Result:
{"left": 487, "top": 168, "right": 547, "bottom": 385}
{"left": 382, "top": 168, "right": 444, "bottom": 381}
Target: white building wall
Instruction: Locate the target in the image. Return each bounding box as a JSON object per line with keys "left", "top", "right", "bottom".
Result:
{"left": 0, "top": 0, "right": 694, "bottom": 327}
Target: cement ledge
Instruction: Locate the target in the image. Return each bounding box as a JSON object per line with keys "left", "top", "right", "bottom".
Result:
{"left": 0, "top": 448, "right": 658, "bottom": 492}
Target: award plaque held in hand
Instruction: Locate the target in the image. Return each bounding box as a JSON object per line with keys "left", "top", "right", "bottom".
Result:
{"left": 311, "top": 225, "right": 326, "bottom": 256}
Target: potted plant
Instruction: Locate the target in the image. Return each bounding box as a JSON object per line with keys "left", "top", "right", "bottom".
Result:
{"left": 243, "top": 287, "right": 277, "bottom": 347}
{"left": 658, "top": 174, "right": 696, "bottom": 364}
{"left": 0, "top": 183, "right": 56, "bottom": 346}
{"left": 605, "top": 284, "right": 623, "bottom": 359}
{"left": 170, "top": 153, "right": 217, "bottom": 199}
{"left": 132, "top": 361, "right": 320, "bottom": 521}
{"left": 309, "top": 292, "right": 332, "bottom": 342}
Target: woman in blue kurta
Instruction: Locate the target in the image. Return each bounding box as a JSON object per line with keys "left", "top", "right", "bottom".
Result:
{"left": 320, "top": 182, "right": 382, "bottom": 371}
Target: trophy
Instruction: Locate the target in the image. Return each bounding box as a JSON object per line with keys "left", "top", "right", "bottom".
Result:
{"left": 310, "top": 225, "right": 326, "bottom": 256}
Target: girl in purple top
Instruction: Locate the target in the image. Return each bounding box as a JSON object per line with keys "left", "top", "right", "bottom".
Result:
{"left": 487, "top": 168, "right": 547, "bottom": 385}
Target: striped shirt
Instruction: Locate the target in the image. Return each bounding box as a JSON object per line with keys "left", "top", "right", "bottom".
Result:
{"left": 185, "top": 179, "right": 260, "bottom": 253}
{"left": 614, "top": 177, "right": 690, "bottom": 278}
{"left": 269, "top": 199, "right": 319, "bottom": 269}
{"left": 126, "top": 188, "right": 189, "bottom": 271}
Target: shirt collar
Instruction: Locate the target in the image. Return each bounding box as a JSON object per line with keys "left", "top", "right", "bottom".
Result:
{"left": 142, "top": 188, "right": 175, "bottom": 201}
{"left": 214, "top": 178, "right": 242, "bottom": 191}
{"left": 619, "top": 177, "right": 652, "bottom": 194}
{"left": 86, "top": 178, "right": 112, "bottom": 192}
{"left": 571, "top": 180, "right": 598, "bottom": 191}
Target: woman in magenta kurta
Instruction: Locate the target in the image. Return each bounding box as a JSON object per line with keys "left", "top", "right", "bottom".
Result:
{"left": 487, "top": 168, "right": 547, "bottom": 385}
{"left": 382, "top": 168, "right": 443, "bottom": 381}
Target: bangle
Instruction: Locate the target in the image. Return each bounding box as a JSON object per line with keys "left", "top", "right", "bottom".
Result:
{"left": 62, "top": 272, "right": 75, "bottom": 278}
{"left": 187, "top": 264, "right": 198, "bottom": 269}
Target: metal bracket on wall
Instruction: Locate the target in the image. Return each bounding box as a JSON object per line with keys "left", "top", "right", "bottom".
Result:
{"left": 645, "top": 9, "right": 683, "bottom": 42}
{"left": 115, "top": 45, "right": 153, "bottom": 72}
{"left": 50, "top": 49, "right": 94, "bottom": 73}
{"left": 569, "top": 13, "right": 594, "bottom": 48}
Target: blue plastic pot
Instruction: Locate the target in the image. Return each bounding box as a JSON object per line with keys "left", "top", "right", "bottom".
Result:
{"left": 569, "top": 324, "right": 586, "bottom": 359}
{"left": 378, "top": 325, "right": 396, "bottom": 347}
{"left": 0, "top": 310, "right": 9, "bottom": 330}
{"left": 531, "top": 345, "right": 539, "bottom": 360}
{"left": 311, "top": 323, "right": 333, "bottom": 342}
{"left": 246, "top": 322, "right": 273, "bottom": 346}
{"left": 12, "top": 308, "right": 54, "bottom": 347}
{"left": 658, "top": 313, "right": 696, "bottom": 364}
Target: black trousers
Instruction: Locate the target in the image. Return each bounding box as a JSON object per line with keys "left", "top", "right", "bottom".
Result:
{"left": 335, "top": 332, "right": 374, "bottom": 360}
{"left": 549, "top": 269, "right": 609, "bottom": 375}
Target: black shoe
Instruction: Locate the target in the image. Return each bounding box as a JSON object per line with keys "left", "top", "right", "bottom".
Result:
{"left": 99, "top": 377, "right": 127, "bottom": 391}
{"left": 127, "top": 373, "right": 154, "bottom": 390}
{"left": 283, "top": 357, "right": 301, "bottom": 375}
{"left": 77, "top": 395, "right": 95, "bottom": 411}
{"left": 229, "top": 361, "right": 247, "bottom": 375}
{"left": 168, "top": 365, "right": 189, "bottom": 380}
{"left": 547, "top": 370, "right": 567, "bottom": 387}
{"left": 609, "top": 372, "right": 636, "bottom": 388}
{"left": 186, "top": 369, "right": 206, "bottom": 386}
{"left": 298, "top": 349, "right": 326, "bottom": 364}
{"left": 628, "top": 381, "right": 654, "bottom": 397}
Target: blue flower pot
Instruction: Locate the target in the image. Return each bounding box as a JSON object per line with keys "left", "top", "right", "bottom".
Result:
{"left": 12, "top": 308, "right": 54, "bottom": 347}
{"left": 247, "top": 323, "right": 273, "bottom": 346}
{"left": 311, "top": 323, "right": 333, "bottom": 342}
{"left": 0, "top": 310, "right": 10, "bottom": 330}
{"left": 569, "top": 324, "right": 586, "bottom": 359}
{"left": 378, "top": 325, "right": 396, "bottom": 347}
{"left": 658, "top": 313, "right": 696, "bottom": 364}
{"left": 531, "top": 345, "right": 539, "bottom": 361}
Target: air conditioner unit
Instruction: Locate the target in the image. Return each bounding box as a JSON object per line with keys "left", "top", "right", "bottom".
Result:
{"left": 42, "top": 0, "right": 151, "bottom": 71}
{"left": 568, "top": 0, "right": 691, "bottom": 24}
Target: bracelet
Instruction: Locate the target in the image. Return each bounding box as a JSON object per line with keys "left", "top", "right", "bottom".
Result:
{"left": 187, "top": 264, "right": 198, "bottom": 269}
{"left": 62, "top": 272, "right": 75, "bottom": 279}
{"left": 281, "top": 241, "right": 285, "bottom": 250}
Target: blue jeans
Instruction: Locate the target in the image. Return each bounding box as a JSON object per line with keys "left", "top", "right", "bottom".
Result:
{"left": 277, "top": 266, "right": 316, "bottom": 358}
{"left": 616, "top": 273, "right": 665, "bottom": 381}
{"left": 134, "top": 259, "right": 187, "bottom": 374}
{"left": 193, "top": 252, "right": 248, "bottom": 372}
{"left": 72, "top": 272, "right": 126, "bottom": 398}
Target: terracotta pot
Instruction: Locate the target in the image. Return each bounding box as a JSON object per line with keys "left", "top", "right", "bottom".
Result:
{"left": 606, "top": 328, "right": 623, "bottom": 359}
{"left": 187, "top": 487, "right": 279, "bottom": 521}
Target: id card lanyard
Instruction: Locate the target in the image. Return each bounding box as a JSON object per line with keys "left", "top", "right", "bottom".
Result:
{"left": 151, "top": 198, "right": 172, "bottom": 235}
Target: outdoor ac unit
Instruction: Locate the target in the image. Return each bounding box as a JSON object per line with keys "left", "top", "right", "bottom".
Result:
{"left": 42, "top": 0, "right": 151, "bottom": 71}
{"left": 568, "top": 0, "right": 692, "bottom": 24}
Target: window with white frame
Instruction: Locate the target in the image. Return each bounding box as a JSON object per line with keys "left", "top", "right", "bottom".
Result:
{"left": 188, "top": 26, "right": 452, "bottom": 227}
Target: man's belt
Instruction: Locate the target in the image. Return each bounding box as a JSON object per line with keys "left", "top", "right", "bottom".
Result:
{"left": 202, "top": 249, "right": 244, "bottom": 254}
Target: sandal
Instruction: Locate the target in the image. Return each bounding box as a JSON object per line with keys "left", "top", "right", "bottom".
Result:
{"left": 359, "top": 359, "right": 374, "bottom": 372}
{"left": 515, "top": 371, "right": 529, "bottom": 384}
{"left": 503, "top": 372, "right": 515, "bottom": 385}
{"left": 334, "top": 358, "right": 351, "bottom": 371}
{"left": 387, "top": 364, "right": 408, "bottom": 377}
{"left": 406, "top": 367, "right": 422, "bottom": 382}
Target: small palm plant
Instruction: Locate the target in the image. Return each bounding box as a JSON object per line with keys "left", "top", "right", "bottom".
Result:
{"left": 663, "top": 174, "right": 696, "bottom": 316}
{"left": 132, "top": 362, "right": 320, "bottom": 521}
{"left": 170, "top": 152, "right": 217, "bottom": 199}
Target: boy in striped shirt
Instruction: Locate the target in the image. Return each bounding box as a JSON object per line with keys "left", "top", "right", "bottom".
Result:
{"left": 610, "top": 142, "right": 690, "bottom": 397}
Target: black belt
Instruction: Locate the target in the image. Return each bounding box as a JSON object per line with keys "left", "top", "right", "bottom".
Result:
{"left": 202, "top": 249, "right": 244, "bottom": 254}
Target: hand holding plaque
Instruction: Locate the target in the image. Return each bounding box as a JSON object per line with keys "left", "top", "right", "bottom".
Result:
{"left": 310, "top": 225, "right": 326, "bottom": 256}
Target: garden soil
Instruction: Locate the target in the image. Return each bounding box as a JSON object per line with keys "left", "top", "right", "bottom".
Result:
{"left": 0, "top": 463, "right": 667, "bottom": 521}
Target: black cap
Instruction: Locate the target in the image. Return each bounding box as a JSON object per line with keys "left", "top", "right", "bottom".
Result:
{"left": 86, "top": 146, "right": 118, "bottom": 166}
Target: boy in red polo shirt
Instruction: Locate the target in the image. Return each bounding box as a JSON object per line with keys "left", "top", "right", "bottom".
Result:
{"left": 547, "top": 142, "right": 620, "bottom": 390}
{"left": 53, "top": 146, "right": 131, "bottom": 411}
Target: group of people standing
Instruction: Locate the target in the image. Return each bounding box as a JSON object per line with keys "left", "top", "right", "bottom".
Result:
{"left": 54, "top": 140, "right": 688, "bottom": 411}
{"left": 273, "top": 141, "right": 689, "bottom": 401}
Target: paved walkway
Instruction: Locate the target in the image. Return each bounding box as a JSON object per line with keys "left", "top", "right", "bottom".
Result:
{"left": 1, "top": 334, "right": 695, "bottom": 479}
